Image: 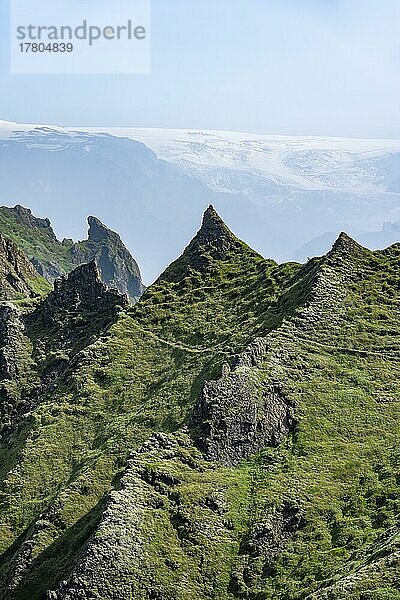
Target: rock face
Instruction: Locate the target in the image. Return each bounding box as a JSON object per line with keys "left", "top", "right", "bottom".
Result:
{"left": 0, "top": 303, "right": 37, "bottom": 437}
{"left": 0, "top": 234, "right": 47, "bottom": 300}
{"left": 38, "top": 260, "right": 127, "bottom": 319}
{"left": 70, "top": 216, "right": 145, "bottom": 300}
{"left": 46, "top": 434, "right": 175, "bottom": 600}
{"left": 191, "top": 338, "right": 295, "bottom": 466}
{"left": 0, "top": 205, "right": 145, "bottom": 301}
{"left": 6, "top": 205, "right": 55, "bottom": 236}
{"left": 0, "top": 261, "right": 128, "bottom": 439}
{"left": 27, "top": 261, "right": 128, "bottom": 358}
{"left": 46, "top": 432, "right": 242, "bottom": 600}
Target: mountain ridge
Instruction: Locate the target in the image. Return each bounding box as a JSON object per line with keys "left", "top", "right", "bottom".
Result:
{"left": 0, "top": 207, "right": 399, "bottom": 599}
{"left": 1, "top": 119, "right": 400, "bottom": 282}
{"left": 0, "top": 205, "right": 145, "bottom": 301}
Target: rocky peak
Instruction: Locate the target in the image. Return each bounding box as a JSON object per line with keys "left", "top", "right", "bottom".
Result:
{"left": 329, "top": 232, "right": 365, "bottom": 258}
{"left": 87, "top": 216, "right": 120, "bottom": 244}
{"left": 190, "top": 206, "right": 241, "bottom": 259}
{"left": 81, "top": 216, "right": 145, "bottom": 301}
{"left": 0, "top": 205, "right": 145, "bottom": 302}
{"left": 9, "top": 205, "right": 56, "bottom": 239}
{"left": 197, "top": 205, "right": 233, "bottom": 244}
{"left": 162, "top": 206, "right": 249, "bottom": 281}
{"left": 51, "top": 260, "right": 127, "bottom": 309}
{"left": 27, "top": 260, "right": 128, "bottom": 360}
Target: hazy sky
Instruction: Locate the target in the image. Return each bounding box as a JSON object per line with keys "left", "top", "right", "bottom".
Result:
{"left": 0, "top": 0, "right": 399, "bottom": 137}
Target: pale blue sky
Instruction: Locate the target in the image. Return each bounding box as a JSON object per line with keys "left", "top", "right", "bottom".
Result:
{"left": 0, "top": 0, "right": 399, "bottom": 137}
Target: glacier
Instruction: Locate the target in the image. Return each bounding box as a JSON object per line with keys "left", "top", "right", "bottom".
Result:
{"left": 0, "top": 120, "right": 399, "bottom": 282}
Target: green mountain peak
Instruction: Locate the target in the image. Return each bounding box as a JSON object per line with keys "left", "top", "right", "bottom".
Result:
{"left": 0, "top": 207, "right": 399, "bottom": 600}
{"left": 160, "top": 205, "right": 262, "bottom": 285}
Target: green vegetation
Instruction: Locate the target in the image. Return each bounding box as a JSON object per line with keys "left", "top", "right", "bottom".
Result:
{"left": 0, "top": 206, "right": 144, "bottom": 300}
{"left": 0, "top": 206, "right": 75, "bottom": 276}
{"left": 0, "top": 208, "right": 399, "bottom": 599}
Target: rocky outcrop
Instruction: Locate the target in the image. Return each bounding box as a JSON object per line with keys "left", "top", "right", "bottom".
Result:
{"left": 69, "top": 216, "right": 145, "bottom": 301}
{"left": 0, "top": 205, "right": 145, "bottom": 301}
{"left": 328, "top": 231, "right": 366, "bottom": 260}
{"left": 27, "top": 261, "right": 128, "bottom": 357}
{"left": 230, "top": 501, "right": 306, "bottom": 594}
{"left": 46, "top": 439, "right": 166, "bottom": 600}
{"left": 38, "top": 260, "right": 127, "bottom": 317}
{"left": 191, "top": 338, "right": 295, "bottom": 467}
{"left": 161, "top": 205, "right": 261, "bottom": 280}
{"left": 0, "top": 262, "right": 128, "bottom": 438}
{"left": 46, "top": 433, "right": 237, "bottom": 600}
{"left": 0, "top": 303, "right": 37, "bottom": 437}
{"left": 191, "top": 205, "right": 239, "bottom": 261}
{"left": 0, "top": 234, "right": 46, "bottom": 300}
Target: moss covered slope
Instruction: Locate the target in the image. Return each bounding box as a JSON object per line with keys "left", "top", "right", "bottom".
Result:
{"left": 0, "top": 207, "right": 399, "bottom": 599}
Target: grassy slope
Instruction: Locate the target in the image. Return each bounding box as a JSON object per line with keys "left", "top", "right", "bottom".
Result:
{"left": 0, "top": 208, "right": 75, "bottom": 276}
{"left": 0, "top": 213, "right": 399, "bottom": 598}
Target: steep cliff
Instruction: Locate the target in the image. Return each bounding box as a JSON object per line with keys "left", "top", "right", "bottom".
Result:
{"left": 0, "top": 233, "right": 50, "bottom": 300}
{"left": 0, "top": 205, "right": 144, "bottom": 301}
{"left": 69, "top": 216, "right": 145, "bottom": 300}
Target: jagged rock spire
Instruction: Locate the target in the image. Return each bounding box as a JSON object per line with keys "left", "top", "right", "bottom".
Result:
{"left": 197, "top": 205, "right": 232, "bottom": 242}
{"left": 187, "top": 205, "right": 242, "bottom": 259}
{"left": 72, "top": 217, "right": 145, "bottom": 301}
{"left": 27, "top": 260, "right": 128, "bottom": 355}
{"left": 329, "top": 231, "right": 366, "bottom": 260}
{"left": 159, "top": 205, "right": 261, "bottom": 283}
{"left": 51, "top": 260, "right": 128, "bottom": 308}
{"left": 88, "top": 216, "right": 122, "bottom": 244}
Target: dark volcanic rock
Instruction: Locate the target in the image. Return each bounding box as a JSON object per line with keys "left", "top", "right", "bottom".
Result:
{"left": 27, "top": 261, "right": 128, "bottom": 352}
{"left": 70, "top": 216, "right": 145, "bottom": 301}
{"left": 191, "top": 338, "right": 295, "bottom": 466}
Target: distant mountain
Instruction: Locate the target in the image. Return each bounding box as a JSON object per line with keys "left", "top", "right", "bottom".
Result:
{"left": 1, "top": 121, "right": 400, "bottom": 282}
{"left": 105, "top": 128, "right": 400, "bottom": 196}
{"left": 0, "top": 207, "right": 399, "bottom": 598}
{"left": 293, "top": 220, "right": 400, "bottom": 262}
{"left": 358, "top": 220, "right": 400, "bottom": 249}
{"left": 0, "top": 205, "right": 144, "bottom": 301}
